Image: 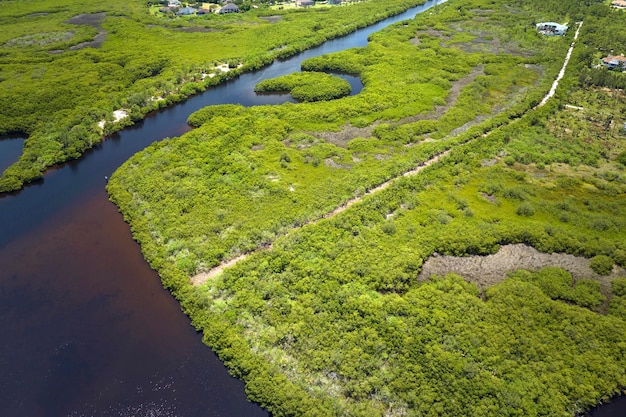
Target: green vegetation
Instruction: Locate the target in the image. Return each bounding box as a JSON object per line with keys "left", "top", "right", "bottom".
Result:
{"left": 255, "top": 72, "right": 352, "bottom": 102}
{"left": 510, "top": 268, "right": 606, "bottom": 310}
{"left": 590, "top": 255, "right": 615, "bottom": 276}
{"left": 107, "top": 0, "right": 626, "bottom": 415}
{"left": 611, "top": 278, "right": 626, "bottom": 319}
{"left": 0, "top": 0, "right": 432, "bottom": 192}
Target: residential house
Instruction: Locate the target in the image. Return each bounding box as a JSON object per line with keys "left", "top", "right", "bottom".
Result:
{"left": 177, "top": 6, "right": 196, "bottom": 15}
{"left": 219, "top": 3, "right": 239, "bottom": 13}
{"left": 611, "top": 0, "right": 626, "bottom": 9}
{"left": 602, "top": 54, "right": 626, "bottom": 70}
{"left": 536, "top": 22, "right": 568, "bottom": 36}
{"left": 297, "top": 0, "right": 315, "bottom": 6}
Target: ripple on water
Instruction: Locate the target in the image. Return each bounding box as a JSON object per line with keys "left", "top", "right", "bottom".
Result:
{"left": 68, "top": 400, "right": 178, "bottom": 417}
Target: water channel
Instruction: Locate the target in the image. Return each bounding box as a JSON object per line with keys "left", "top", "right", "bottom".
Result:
{"left": 0, "top": 135, "right": 25, "bottom": 175}
{"left": 0, "top": 0, "right": 622, "bottom": 415}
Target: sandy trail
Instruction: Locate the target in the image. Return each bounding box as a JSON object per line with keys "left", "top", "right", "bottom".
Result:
{"left": 191, "top": 149, "right": 450, "bottom": 285}
{"left": 538, "top": 21, "right": 583, "bottom": 107}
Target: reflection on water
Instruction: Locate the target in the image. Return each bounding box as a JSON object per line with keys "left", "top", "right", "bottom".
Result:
{"left": 587, "top": 395, "right": 626, "bottom": 417}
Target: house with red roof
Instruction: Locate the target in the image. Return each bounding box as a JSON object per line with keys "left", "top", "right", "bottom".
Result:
{"left": 602, "top": 55, "right": 626, "bottom": 70}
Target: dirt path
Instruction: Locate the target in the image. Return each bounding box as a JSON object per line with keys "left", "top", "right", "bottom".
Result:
{"left": 190, "top": 254, "right": 248, "bottom": 286}
{"left": 419, "top": 243, "right": 624, "bottom": 292}
{"left": 191, "top": 149, "right": 451, "bottom": 285}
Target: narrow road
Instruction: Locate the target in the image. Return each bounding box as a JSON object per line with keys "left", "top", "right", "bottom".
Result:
{"left": 538, "top": 21, "right": 583, "bottom": 107}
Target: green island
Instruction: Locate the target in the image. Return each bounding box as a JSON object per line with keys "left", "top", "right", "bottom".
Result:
{"left": 254, "top": 72, "right": 352, "bottom": 102}
{"left": 5, "top": 0, "right": 626, "bottom": 415}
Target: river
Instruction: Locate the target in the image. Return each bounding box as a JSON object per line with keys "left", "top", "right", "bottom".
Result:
{"left": 0, "top": 0, "right": 622, "bottom": 415}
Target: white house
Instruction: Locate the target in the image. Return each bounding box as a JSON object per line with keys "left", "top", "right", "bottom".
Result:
{"left": 536, "top": 22, "right": 568, "bottom": 36}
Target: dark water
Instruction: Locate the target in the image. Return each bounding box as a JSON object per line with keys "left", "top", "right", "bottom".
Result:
{"left": 0, "top": 135, "right": 25, "bottom": 174}
{"left": 0, "top": 0, "right": 621, "bottom": 414}
{"left": 0, "top": 191, "right": 265, "bottom": 417}
{"left": 588, "top": 395, "right": 626, "bottom": 417}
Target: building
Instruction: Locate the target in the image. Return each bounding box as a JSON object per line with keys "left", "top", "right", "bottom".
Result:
{"left": 536, "top": 22, "right": 568, "bottom": 36}
{"left": 219, "top": 3, "right": 239, "bottom": 13}
{"left": 176, "top": 6, "right": 196, "bottom": 15}
{"left": 297, "top": 0, "right": 315, "bottom": 6}
{"left": 611, "top": 0, "right": 626, "bottom": 9}
{"left": 602, "top": 55, "right": 626, "bottom": 70}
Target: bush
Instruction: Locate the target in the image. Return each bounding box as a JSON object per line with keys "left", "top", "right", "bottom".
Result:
{"left": 612, "top": 249, "right": 626, "bottom": 267}
{"left": 612, "top": 278, "right": 626, "bottom": 297}
{"left": 533, "top": 267, "right": 573, "bottom": 300}
{"left": 609, "top": 297, "right": 626, "bottom": 319}
{"left": 381, "top": 221, "right": 397, "bottom": 235}
{"left": 516, "top": 202, "right": 535, "bottom": 217}
{"left": 589, "top": 255, "right": 614, "bottom": 275}
{"left": 571, "top": 279, "right": 605, "bottom": 309}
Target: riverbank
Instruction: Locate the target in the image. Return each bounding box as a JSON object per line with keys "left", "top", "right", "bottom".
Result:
{"left": 0, "top": 0, "right": 436, "bottom": 193}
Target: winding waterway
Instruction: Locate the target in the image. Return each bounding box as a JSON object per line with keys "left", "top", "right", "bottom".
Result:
{"left": 0, "top": 1, "right": 622, "bottom": 415}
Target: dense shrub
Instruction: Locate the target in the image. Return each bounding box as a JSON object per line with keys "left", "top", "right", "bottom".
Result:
{"left": 609, "top": 279, "right": 626, "bottom": 319}
{"left": 613, "top": 278, "right": 626, "bottom": 297}
{"left": 510, "top": 268, "right": 605, "bottom": 310}
{"left": 589, "top": 255, "right": 614, "bottom": 276}
{"left": 516, "top": 202, "right": 535, "bottom": 217}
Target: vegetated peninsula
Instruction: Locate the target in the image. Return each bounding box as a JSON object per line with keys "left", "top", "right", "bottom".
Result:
{"left": 0, "top": 0, "right": 427, "bottom": 193}
{"left": 107, "top": 0, "right": 626, "bottom": 415}
{"left": 108, "top": 0, "right": 626, "bottom": 415}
